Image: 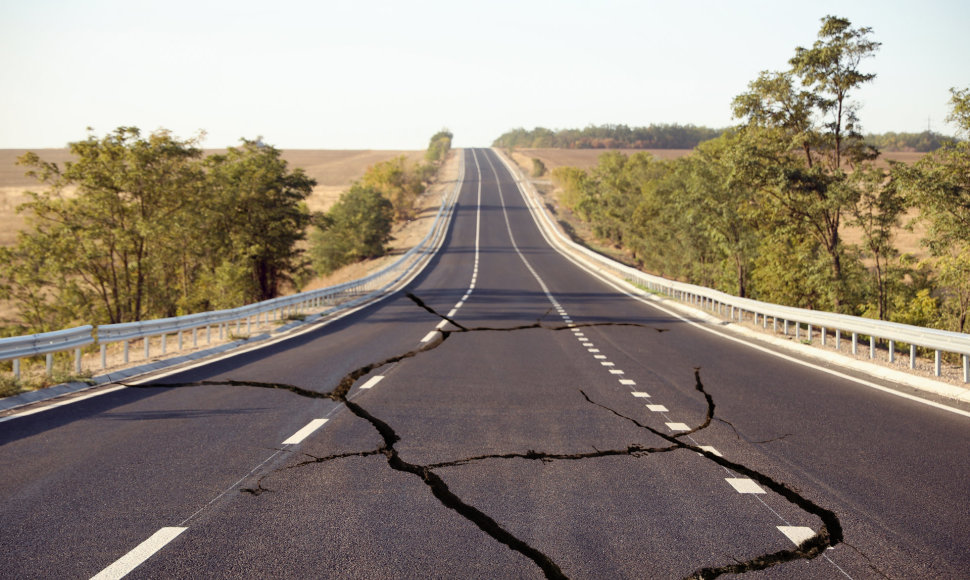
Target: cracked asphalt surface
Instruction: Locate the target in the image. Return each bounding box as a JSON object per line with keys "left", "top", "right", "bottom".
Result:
{"left": 1, "top": 149, "right": 969, "bottom": 578}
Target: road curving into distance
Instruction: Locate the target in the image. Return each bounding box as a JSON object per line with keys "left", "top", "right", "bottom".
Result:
{"left": 1, "top": 148, "right": 968, "bottom": 579}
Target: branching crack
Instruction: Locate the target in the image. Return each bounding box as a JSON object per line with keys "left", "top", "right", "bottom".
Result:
{"left": 123, "top": 293, "right": 842, "bottom": 579}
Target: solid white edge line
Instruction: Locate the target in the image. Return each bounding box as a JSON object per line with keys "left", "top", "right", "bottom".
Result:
{"left": 282, "top": 418, "right": 329, "bottom": 445}
{"left": 0, "top": 385, "right": 127, "bottom": 423}
{"left": 91, "top": 526, "right": 187, "bottom": 580}
{"left": 359, "top": 375, "right": 384, "bottom": 390}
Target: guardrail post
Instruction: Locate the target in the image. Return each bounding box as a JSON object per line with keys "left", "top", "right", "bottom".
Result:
{"left": 795, "top": 324, "right": 800, "bottom": 341}
{"left": 910, "top": 345, "right": 916, "bottom": 369}
{"left": 144, "top": 337, "right": 150, "bottom": 360}
{"left": 13, "top": 359, "right": 20, "bottom": 380}
{"left": 963, "top": 354, "right": 968, "bottom": 383}
{"left": 246, "top": 316, "right": 252, "bottom": 334}
{"left": 835, "top": 329, "right": 841, "bottom": 349}
{"left": 783, "top": 320, "right": 789, "bottom": 335}
{"left": 75, "top": 348, "right": 82, "bottom": 374}
{"left": 934, "top": 351, "right": 941, "bottom": 376}
{"left": 821, "top": 327, "right": 826, "bottom": 347}
{"left": 124, "top": 340, "right": 130, "bottom": 364}
{"left": 869, "top": 336, "right": 876, "bottom": 359}
{"left": 178, "top": 331, "right": 183, "bottom": 351}
{"left": 193, "top": 327, "right": 198, "bottom": 348}
{"left": 763, "top": 314, "right": 768, "bottom": 329}
{"left": 46, "top": 353, "right": 53, "bottom": 376}
{"left": 101, "top": 344, "right": 107, "bottom": 369}
{"left": 773, "top": 317, "right": 777, "bottom": 333}
{"left": 161, "top": 333, "right": 167, "bottom": 355}
{"left": 889, "top": 340, "right": 895, "bottom": 363}
{"left": 807, "top": 324, "right": 813, "bottom": 342}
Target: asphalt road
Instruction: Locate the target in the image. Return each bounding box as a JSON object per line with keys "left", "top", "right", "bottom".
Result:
{"left": 2, "top": 148, "right": 969, "bottom": 579}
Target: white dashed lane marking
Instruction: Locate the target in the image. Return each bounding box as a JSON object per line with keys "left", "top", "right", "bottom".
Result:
{"left": 725, "top": 478, "right": 766, "bottom": 494}
{"left": 646, "top": 404, "right": 668, "bottom": 412}
{"left": 698, "top": 445, "right": 722, "bottom": 457}
{"left": 359, "top": 375, "right": 384, "bottom": 390}
{"left": 665, "top": 422, "right": 689, "bottom": 431}
{"left": 631, "top": 391, "right": 650, "bottom": 398}
{"left": 778, "top": 526, "right": 816, "bottom": 546}
{"left": 420, "top": 331, "right": 438, "bottom": 343}
{"left": 282, "top": 419, "right": 329, "bottom": 445}
{"left": 92, "top": 527, "right": 187, "bottom": 580}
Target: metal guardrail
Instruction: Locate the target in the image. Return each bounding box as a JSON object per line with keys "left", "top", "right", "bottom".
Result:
{"left": 1, "top": 154, "right": 464, "bottom": 382}
{"left": 495, "top": 148, "right": 970, "bottom": 384}
{"left": 0, "top": 326, "right": 95, "bottom": 379}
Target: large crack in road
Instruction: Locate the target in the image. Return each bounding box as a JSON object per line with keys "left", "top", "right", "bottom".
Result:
{"left": 127, "top": 293, "right": 844, "bottom": 579}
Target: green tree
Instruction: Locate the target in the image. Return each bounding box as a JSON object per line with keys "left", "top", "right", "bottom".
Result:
{"left": 551, "top": 166, "right": 591, "bottom": 214}
{"left": 848, "top": 165, "right": 909, "bottom": 320}
{"left": 896, "top": 87, "right": 970, "bottom": 332}
{"left": 3, "top": 127, "right": 206, "bottom": 328}
{"left": 675, "top": 133, "right": 760, "bottom": 297}
{"left": 531, "top": 158, "right": 547, "bottom": 177}
{"left": 733, "top": 15, "right": 880, "bottom": 310}
{"left": 426, "top": 129, "right": 453, "bottom": 165}
{"left": 204, "top": 139, "right": 315, "bottom": 304}
{"left": 309, "top": 184, "right": 394, "bottom": 275}
{"left": 361, "top": 155, "right": 425, "bottom": 221}
{"left": 789, "top": 15, "right": 881, "bottom": 171}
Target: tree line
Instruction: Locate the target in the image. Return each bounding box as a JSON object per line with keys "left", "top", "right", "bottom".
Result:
{"left": 864, "top": 130, "right": 957, "bottom": 152}
{"left": 493, "top": 124, "right": 724, "bottom": 150}
{"left": 551, "top": 16, "right": 969, "bottom": 335}
{"left": 494, "top": 124, "right": 954, "bottom": 154}
{"left": 0, "top": 128, "right": 452, "bottom": 334}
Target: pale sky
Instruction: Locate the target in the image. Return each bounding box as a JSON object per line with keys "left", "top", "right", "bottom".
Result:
{"left": 1, "top": 0, "right": 967, "bottom": 150}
